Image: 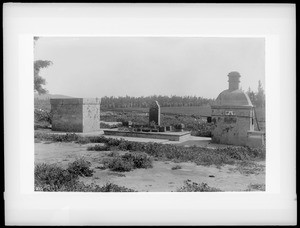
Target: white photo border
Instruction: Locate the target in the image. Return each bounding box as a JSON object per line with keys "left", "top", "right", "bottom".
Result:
{"left": 4, "top": 3, "right": 296, "bottom": 225}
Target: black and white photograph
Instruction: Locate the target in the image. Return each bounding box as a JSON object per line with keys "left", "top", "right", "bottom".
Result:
{"left": 4, "top": 3, "right": 296, "bottom": 225}
{"left": 34, "top": 37, "right": 266, "bottom": 192}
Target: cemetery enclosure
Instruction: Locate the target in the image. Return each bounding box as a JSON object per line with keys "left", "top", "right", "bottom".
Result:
{"left": 35, "top": 98, "right": 265, "bottom": 135}
{"left": 34, "top": 98, "right": 265, "bottom": 124}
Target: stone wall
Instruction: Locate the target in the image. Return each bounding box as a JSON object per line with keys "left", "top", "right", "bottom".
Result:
{"left": 50, "top": 98, "right": 100, "bottom": 132}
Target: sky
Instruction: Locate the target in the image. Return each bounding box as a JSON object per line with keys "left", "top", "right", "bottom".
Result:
{"left": 34, "top": 37, "right": 265, "bottom": 99}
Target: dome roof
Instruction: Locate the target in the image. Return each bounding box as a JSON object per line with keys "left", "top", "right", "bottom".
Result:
{"left": 214, "top": 89, "right": 253, "bottom": 106}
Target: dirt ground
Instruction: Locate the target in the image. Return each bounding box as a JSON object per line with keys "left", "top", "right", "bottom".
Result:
{"left": 35, "top": 141, "right": 265, "bottom": 192}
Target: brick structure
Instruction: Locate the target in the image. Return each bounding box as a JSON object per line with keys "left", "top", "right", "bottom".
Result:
{"left": 149, "top": 101, "right": 161, "bottom": 126}
{"left": 211, "top": 72, "right": 264, "bottom": 147}
{"left": 50, "top": 98, "right": 101, "bottom": 132}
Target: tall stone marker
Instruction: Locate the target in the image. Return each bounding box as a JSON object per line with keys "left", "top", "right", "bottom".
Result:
{"left": 50, "top": 98, "right": 101, "bottom": 132}
{"left": 149, "top": 100, "right": 161, "bottom": 126}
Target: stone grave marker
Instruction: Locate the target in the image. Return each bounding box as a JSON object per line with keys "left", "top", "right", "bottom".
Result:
{"left": 149, "top": 100, "right": 161, "bottom": 126}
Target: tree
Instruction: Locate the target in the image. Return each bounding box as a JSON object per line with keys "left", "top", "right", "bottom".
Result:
{"left": 34, "top": 37, "right": 53, "bottom": 94}
{"left": 246, "top": 81, "right": 265, "bottom": 108}
{"left": 34, "top": 60, "right": 52, "bottom": 94}
{"left": 256, "top": 80, "right": 265, "bottom": 108}
{"left": 247, "top": 87, "right": 256, "bottom": 105}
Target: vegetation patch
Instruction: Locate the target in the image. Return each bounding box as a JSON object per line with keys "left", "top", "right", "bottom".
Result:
{"left": 246, "top": 183, "right": 265, "bottom": 191}
{"left": 105, "top": 156, "right": 135, "bottom": 172}
{"left": 87, "top": 144, "right": 110, "bottom": 151}
{"left": 35, "top": 161, "right": 136, "bottom": 192}
{"left": 100, "top": 122, "right": 121, "bottom": 129}
{"left": 34, "top": 108, "right": 52, "bottom": 130}
{"left": 35, "top": 157, "right": 93, "bottom": 191}
{"left": 122, "top": 152, "right": 153, "bottom": 169}
{"left": 103, "top": 152, "right": 153, "bottom": 172}
{"left": 177, "top": 180, "right": 222, "bottom": 192}
{"left": 98, "top": 183, "right": 136, "bottom": 192}
{"left": 87, "top": 138, "right": 265, "bottom": 167}
{"left": 107, "top": 172, "right": 126, "bottom": 177}
{"left": 35, "top": 132, "right": 265, "bottom": 167}
{"left": 171, "top": 165, "right": 182, "bottom": 170}
{"left": 35, "top": 132, "right": 81, "bottom": 142}
{"left": 230, "top": 161, "right": 265, "bottom": 175}
{"left": 35, "top": 163, "right": 78, "bottom": 191}
{"left": 66, "top": 157, "right": 94, "bottom": 177}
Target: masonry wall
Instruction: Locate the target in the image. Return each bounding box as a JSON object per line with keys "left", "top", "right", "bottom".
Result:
{"left": 83, "top": 99, "right": 101, "bottom": 132}
{"left": 50, "top": 98, "right": 100, "bottom": 132}
{"left": 211, "top": 106, "right": 254, "bottom": 146}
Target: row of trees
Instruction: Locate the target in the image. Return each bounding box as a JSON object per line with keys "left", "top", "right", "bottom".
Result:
{"left": 101, "top": 95, "right": 215, "bottom": 108}
{"left": 101, "top": 81, "right": 265, "bottom": 109}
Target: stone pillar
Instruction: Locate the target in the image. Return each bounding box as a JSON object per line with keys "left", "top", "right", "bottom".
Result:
{"left": 50, "top": 98, "right": 101, "bottom": 132}
{"left": 149, "top": 101, "right": 161, "bottom": 126}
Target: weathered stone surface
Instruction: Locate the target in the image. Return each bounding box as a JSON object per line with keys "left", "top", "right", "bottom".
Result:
{"left": 211, "top": 107, "right": 255, "bottom": 146}
{"left": 149, "top": 101, "right": 161, "bottom": 126}
{"left": 246, "top": 131, "right": 265, "bottom": 147}
{"left": 50, "top": 98, "right": 101, "bottom": 132}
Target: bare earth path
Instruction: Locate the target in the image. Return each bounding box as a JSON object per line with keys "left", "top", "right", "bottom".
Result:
{"left": 35, "top": 141, "right": 265, "bottom": 192}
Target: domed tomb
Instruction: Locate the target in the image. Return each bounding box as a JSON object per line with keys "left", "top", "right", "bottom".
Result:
{"left": 210, "top": 72, "right": 255, "bottom": 146}
{"left": 214, "top": 71, "right": 253, "bottom": 107}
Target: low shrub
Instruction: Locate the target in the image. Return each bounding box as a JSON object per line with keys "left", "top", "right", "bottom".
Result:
{"left": 106, "top": 151, "right": 119, "bottom": 157}
{"left": 106, "top": 156, "right": 135, "bottom": 172}
{"left": 34, "top": 108, "right": 52, "bottom": 124}
{"left": 177, "top": 180, "right": 222, "bottom": 192}
{"left": 60, "top": 182, "right": 136, "bottom": 192}
{"left": 232, "top": 161, "right": 265, "bottom": 175}
{"left": 76, "top": 137, "right": 92, "bottom": 144}
{"left": 122, "top": 152, "right": 153, "bottom": 169}
{"left": 171, "top": 165, "right": 182, "bottom": 170}
{"left": 98, "top": 183, "right": 136, "bottom": 192}
{"left": 104, "top": 152, "right": 153, "bottom": 172}
{"left": 34, "top": 132, "right": 80, "bottom": 142}
{"left": 34, "top": 108, "right": 52, "bottom": 130}
{"left": 100, "top": 122, "right": 121, "bottom": 129}
{"left": 34, "top": 121, "right": 52, "bottom": 130}
{"left": 246, "top": 183, "right": 265, "bottom": 191}
{"left": 35, "top": 163, "right": 78, "bottom": 191}
{"left": 87, "top": 144, "right": 110, "bottom": 151}
{"left": 67, "top": 157, "right": 94, "bottom": 177}
{"left": 35, "top": 162, "right": 136, "bottom": 192}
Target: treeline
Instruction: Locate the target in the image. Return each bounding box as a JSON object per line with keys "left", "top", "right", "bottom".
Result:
{"left": 101, "top": 95, "right": 215, "bottom": 108}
